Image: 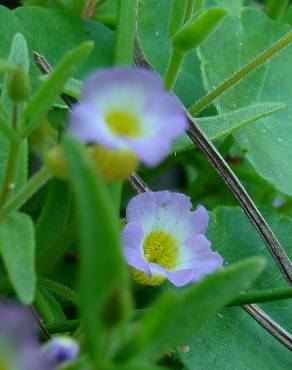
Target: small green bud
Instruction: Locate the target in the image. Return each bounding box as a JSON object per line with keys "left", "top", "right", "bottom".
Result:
{"left": 101, "top": 285, "right": 132, "bottom": 328}
{"left": 172, "top": 7, "right": 228, "bottom": 53}
{"left": 44, "top": 145, "right": 69, "bottom": 180}
{"left": 8, "top": 66, "right": 30, "bottom": 102}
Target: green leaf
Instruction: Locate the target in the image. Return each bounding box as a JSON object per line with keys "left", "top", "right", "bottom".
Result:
{"left": 117, "top": 257, "right": 265, "bottom": 362}
{"left": 179, "top": 304, "right": 291, "bottom": 370}
{"left": 19, "top": 41, "right": 93, "bottom": 138}
{"left": 35, "top": 179, "right": 72, "bottom": 255}
{"left": 0, "top": 212, "right": 36, "bottom": 304}
{"left": 172, "top": 7, "right": 228, "bottom": 53}
{"left": 172, "top": 102, "right": 285, "bottom": 153}
{"left": 178, "top": 206, "right": 292, "bottom": 369}
{"left": 0, "top": 59, "right": 16, "bottom": 73}
{"left": 138, "top": 0, "right": 204, "bottom": 106}
{"left": 198, "top": 8, "right": 292, "bottom": 195}
{"left": 0, "top": 6, "right": 115, "bottom": 101}
{"left": 64, "top": 135, "right": 129, "bottom": 361}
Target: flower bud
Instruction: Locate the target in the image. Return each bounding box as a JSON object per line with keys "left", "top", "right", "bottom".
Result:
{"left": 42, "top": 336, "right": 79, "bottom": 367}
{"left": 130, "top": 267, "right": 166, "bottom": 286}
{"left": 87, "top": 145, "right": 139, "bottom": 182}
{"left": 44, "top": 145, "right": 68, "bottom": 180}
{"left": 172, "top": 7, "right": 228, "bottom": 52}
{"left": 8, "top": 66, "right": 30, "bottom": 102}
{"left": 102, "top": 285, "right": 132, "bottom": 328}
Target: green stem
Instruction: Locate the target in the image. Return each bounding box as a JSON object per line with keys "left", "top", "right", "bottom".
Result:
{"left": 36, "top": 218, "right": 78, "bottom": 274}
{"left": 164, "top": 49, "right": 184, "bottom": 91}
{"left": 229, "top": 287, "right": 292, "bottom": 306}
{"left": 46, "top": 319, "right": 81, "bottom": 334}
{"left": 114, "top": 0, "right": 137, "bottom": 65}
{"left": 0, "top": 138, "right": 21, "bottom": 207}
{"left": 189, "top": 31, "right": 292, "bottom": 115}
{"left": 34, "top": 289, "right": 54, "bottom": 324}
{"left": 0, "top": 104, "right": 21, "bottom": 207}
{"left": 183, "top": 0, "right": 194, "bottom": 23}
{"left": 0, "top": 166, "right": 52, "bottom": 222}
{"left": 39, "top": 277, "right": 79, "bottom": 306}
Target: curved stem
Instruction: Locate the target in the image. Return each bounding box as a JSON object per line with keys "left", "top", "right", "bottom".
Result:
{"left": 189, "top": 31, "right": 292, "bottom": 115}
{"left": 0, "top": 166, "right": 52, "bottom": 222}
{"left": 38, "top": 277, "right": 79, "bottom": 306}
{"left": 164, "top": 49, "right": 184, "bottom": 91}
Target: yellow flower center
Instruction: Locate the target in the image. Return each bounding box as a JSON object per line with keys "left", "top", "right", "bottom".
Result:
{"left": 105, "top": 110, "right": 142, "bottom": 137}
{"left": 143, "top": 230, "right": 178, "bottom": 270}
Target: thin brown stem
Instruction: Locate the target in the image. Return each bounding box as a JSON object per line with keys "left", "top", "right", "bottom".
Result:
{"left": 243, "top": 304, "right": 292, "bottom": 351}
{"left": 28, "top": 305, "right": 51, "bottom": 340}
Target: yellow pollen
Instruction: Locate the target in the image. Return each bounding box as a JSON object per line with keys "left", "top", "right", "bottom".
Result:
{"left": 105, "top": 110, "right": 142, "bottom": 137}
{"left": 143, "top": 231, "right": 178, "bottom": 270}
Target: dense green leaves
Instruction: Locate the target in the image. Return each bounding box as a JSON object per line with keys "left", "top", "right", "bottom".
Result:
{"left": 0, "top": 212, "right": 35, "bottom": 304}
{"left": 64, "top": 135, "right": 129, "bottom": 362}
{"left": 198, "top": 8, "right": 292, "bottom": 195}
{"left": 118, "top": 257, "right": 265, "bottom": 362}
{"left": 178, "top": 206, "right": 292, "bottom": 369}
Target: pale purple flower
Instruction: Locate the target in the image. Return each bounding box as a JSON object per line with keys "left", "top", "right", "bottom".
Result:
{"left": 0, "top": 300, "right": 50, "bottom": 370}
{"left": 69, "top": 67, "right": 187, "bottom": 166}
{"left": 122, "top": 191, "right": 223, "bottom": 287}
{"left": 42, "top": 336, "right": 79, "bottom": 367}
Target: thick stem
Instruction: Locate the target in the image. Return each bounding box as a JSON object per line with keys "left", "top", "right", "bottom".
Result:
{"left": 0, "top": 167, "right": 52, "bottom": 222}
{"left": 189, "top": 31, "right": 292, "bottom": 115}
{"left": 164, "top": 49, "right": 184, "bottom": 91}
{"left": 115, "top": 0, "right": 137, "bottom": 65}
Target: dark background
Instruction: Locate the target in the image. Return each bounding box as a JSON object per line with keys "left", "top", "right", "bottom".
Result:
{"left": 1, "top": 1, "right": 20, "bottom": 8}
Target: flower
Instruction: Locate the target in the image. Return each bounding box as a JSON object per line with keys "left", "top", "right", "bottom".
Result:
{"left": 42, "top": 336, "right": 79, "bottom": 367}
{"left": 69, "top": 67, "right": 187, "bottom": 180}
{"left": 122, "top": 191, "right": 223, "bottom": 287}
{"left": 0, "top": 300, "right": 49, "bottom": 370}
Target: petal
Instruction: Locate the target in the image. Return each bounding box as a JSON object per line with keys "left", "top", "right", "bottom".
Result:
{"left": 126, "top": 191, "right": 192, "bottom": 235}
{"left": 188, "top": 205, "right": 209, "bottom": 235}
{"left": 178, "top": 234, "right": 223, "bottom": 273}
{"left": 126, "top": 135, "right": 171, "bottom": 166}
{"left": 122, "top": 222, "right": 150, "bottom": 274}
{"left": 82, "top": 67, "right": 164, "bottom": 106}
{"left": 69, "top": 102, "right": 122, "bottom": 149}
{"left": 165, "top": 269, "right": 195, "bottom": 287}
